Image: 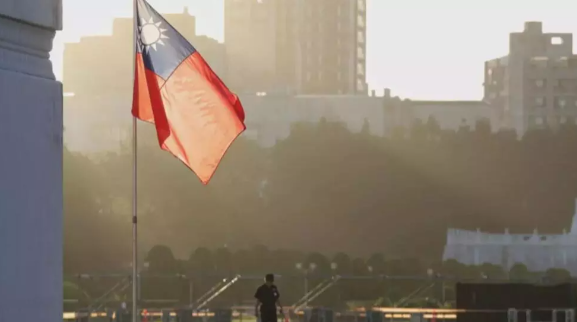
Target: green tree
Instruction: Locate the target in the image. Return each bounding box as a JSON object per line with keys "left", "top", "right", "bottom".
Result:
{"left": 214, "top": 247, "right": 233, "bottom": 276}
{"left": 545, "top": 268, "right": 571, "bottom": 283}
{"left": 64, "top": 148, "right": 130, "bottom": 274}
{"left": 509, "top": 263, "right": 531, "bottom": 281}
{"left": 146, "top": 245, "right": 177, "bottom": 274}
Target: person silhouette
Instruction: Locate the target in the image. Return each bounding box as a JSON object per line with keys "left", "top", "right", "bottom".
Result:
{"left": 254, "top": 274, "right": 283, "bottom": 322}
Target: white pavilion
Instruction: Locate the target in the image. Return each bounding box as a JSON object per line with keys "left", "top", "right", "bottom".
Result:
{"left": 443, "top": 200, "right": 577, "bottom": 275}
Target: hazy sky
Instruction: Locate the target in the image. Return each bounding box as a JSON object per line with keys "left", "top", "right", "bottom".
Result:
{"left": 50, "top": 0, "right": 577, "bottom": 100}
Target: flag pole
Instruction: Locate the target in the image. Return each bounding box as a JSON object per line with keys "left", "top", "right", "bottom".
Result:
{"left": 132, "top": 0, "right": 139, "bottom": 321}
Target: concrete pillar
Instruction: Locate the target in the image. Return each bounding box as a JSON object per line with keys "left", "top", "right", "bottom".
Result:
{"left": 0, "top": 1, "right": 63, "bottom": 322}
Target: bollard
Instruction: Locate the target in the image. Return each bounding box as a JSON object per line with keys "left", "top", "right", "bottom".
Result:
{"left": 161, "top": 309, "right": 171, "bottom": 322}
{"left": 365, "top": 310, "right": 384, "bottom": 322}
{"left": 192, "top": 310, "right": 205, "bottom": 322}
{"left": 213, "top": 309, "right": 233, "bottom": 322}
{"left": 107, "top": 309, "right": 115, "bottom": 322}
{"left": 320, "top": 308, "right": 333, "bottom": 322}
{"left": 115, "top": 310, "right": 132, "bottom": 322}
{"left": 508, "top": 309, "right": 518, "bottom": 322}
{"left": 75, "top": 309, "right": 90, "bottom": 322}
{"left": 567, "top": 309, "right": 575, "bottom": 322}
{"left": 177, "top": 309, "right": 193, "bottom": 322}
{"left": 306, "top": 308, "right": 316, "bottom": 322}
{"left": 303, "top": 308, "right": 315, "bottom": 322}
{"left": 409, "top": 313, "right": 423, "bottom": 322}
{"left": 553, "top": 309, "right": 559, "bottom": 322}
{"left": 304, "top": 308, "right": 334, "bottom": 322}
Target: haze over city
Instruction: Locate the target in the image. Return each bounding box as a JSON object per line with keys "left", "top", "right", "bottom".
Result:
{"left": 6, "top": 0, "right": 577, "bottom": 320}
{"left": 51, "top": 0, "right": 577, "bottom": 100}
{"left": 53, "top": 0, "right": 577, "bottom": 279}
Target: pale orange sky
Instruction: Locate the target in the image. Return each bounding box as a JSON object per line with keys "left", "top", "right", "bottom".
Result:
{"left": 50, "top": 0, "right": 577, "bottom": 100}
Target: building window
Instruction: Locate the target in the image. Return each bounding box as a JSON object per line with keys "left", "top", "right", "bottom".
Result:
{"left": 535, "top": 117, "right": 544, "bottom": 125}
{"left": 357, "top": 30, "right": 365, "bottom": 43}
{"left": 530, "top": 58, "right": 548, "bottom": 68}
{"left": 357, "top": 63, "right": 364, "bottom": 75}
{"left": 558, "top": 98, "right": 566, "bottom": 108}
{"left": 535, "top": 79, "right": 544, "bottom": 88}
{"left": 357, "top": 46, "right": 364, "bottom": 59}
{"left": 560, "top": 116, "right": 567, "bottom": 124}
{"left": 357, "top": 15, "right": 365, "bottom": 28}
{"left": 551, "top": 37, "right": 563, "bottom": 45}
{"left": 337, "top": 5, "right": 341, "bottom": 16}
{"left": 535, "top": 97, "right": 544, "bottom": 107}
{"left": 555, "top": 58, "right": 569, "bottom": 67}
{"left": 306, "top": 72, "right": 311, "bottom": 81}
{"left": 337, "top": 72, "right": 341, "bottom": 81}
{"left": 357, "top": 79, "right": 364, "bottom": 92}
{"left": 357, "top": 0, "right": 365, "bottom": 11}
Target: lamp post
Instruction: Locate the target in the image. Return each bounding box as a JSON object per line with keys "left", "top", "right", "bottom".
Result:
{"left": 427, "top": 268, "right": 447, "bottom": 304}
{"left": 188, "top": 275, "right": 194, "bottom": 307}
{"left": 331, "top": 263, "right": 338, "bottom": 272}
{"left": 141, "top": 261, "right": 150, "bottom": 302}
{"left": 296, "top": 262, "right": 317, "bottom": 308}
{"left": 331, "top": 263, "right": 339, "bottom": 306}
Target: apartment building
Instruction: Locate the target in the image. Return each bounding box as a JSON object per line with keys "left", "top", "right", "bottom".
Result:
{"left": 224, "top": 0, "right": 367, "bottom": 95}
{"left": 484, "top": 21, "right": 577, "bottom": 134}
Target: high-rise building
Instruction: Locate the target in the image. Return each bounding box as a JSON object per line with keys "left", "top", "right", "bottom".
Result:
{"left": 484, "top": 21, "right": 577, "bottom": 134}
{"left": 63, "top": 8, "right": 226, "bottom": 97}
{"left": 224, "top": 0, "right": 367, "bottom": 95}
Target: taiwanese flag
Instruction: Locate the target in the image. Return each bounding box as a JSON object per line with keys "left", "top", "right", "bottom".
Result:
{"left": 132, "top": 0, "right": 246, "bottom": 184}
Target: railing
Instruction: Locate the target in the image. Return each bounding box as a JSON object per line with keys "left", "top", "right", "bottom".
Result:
{"left": 63, "top": 307, "right": 576, "bottom": 322}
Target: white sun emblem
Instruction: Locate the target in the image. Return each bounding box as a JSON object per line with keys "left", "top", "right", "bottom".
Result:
{"left": 139, "top": 17, "right": 169, "bottom": 52}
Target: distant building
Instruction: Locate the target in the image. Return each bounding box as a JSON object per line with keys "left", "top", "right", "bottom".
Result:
{"left": 63, "top": 95, "right": 132, "bottom": 153}
{"left": 63, "top": 8, "right": 226, "bottom": 97}
{"left": 64, "top": 91, "right": 492, "bottom": 152}
{"left": 484, "top": 21, "right": 577, "bottom": 134}
{"left": 63, "top": 94, "right": 385, "bottom": 151}
{"left": 240, "top": 94, "right": 385, "bottom": 147}
{"left": 224, "top": 0, "right": 367, "bottom": 95}
{"left": 382, "top": 89, "right": 493, "bottom": 133}
{"left": 443, "top": 200, "right": 577, "bottom": 275}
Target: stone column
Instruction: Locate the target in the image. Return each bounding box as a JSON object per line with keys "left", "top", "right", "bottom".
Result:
{"left": 0, "top": 1, "right": 63, "bottom": 321}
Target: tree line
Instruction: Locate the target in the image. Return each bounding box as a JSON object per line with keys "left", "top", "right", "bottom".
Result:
{"left": 64, "top": 118, "right": 577, "bottom": 274}
{"left": 63, "top": 117, "right": 577, "bottom": 309}
{"left": 65, "top": 244, "right": 574, "bottom": 310}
